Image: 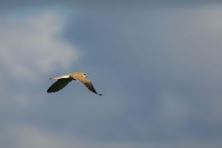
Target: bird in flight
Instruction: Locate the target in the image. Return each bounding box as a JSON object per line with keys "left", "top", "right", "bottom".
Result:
{"left": 47, "top": 72, "right": 102, "bottom": 96}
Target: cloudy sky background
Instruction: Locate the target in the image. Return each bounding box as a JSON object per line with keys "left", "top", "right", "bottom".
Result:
{"left": 1, "top": 1, "right": 222, "bottom": 148}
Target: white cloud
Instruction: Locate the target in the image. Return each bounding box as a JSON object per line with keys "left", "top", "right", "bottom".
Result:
{"left": 0, "top": 10, "right": 79, "bottom": 82}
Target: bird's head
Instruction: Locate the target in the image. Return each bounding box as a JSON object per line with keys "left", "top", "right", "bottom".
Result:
{"left": 81, "top": 72, "right": 88, "bottom": 78}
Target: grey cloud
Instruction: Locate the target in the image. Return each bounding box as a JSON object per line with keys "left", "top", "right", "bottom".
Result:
{"left": 10, "top": 5, "right": 222, "bottom": 143}
{"left": 5, "top": 125, "right": 222, "bottom": 148}
{"left": 1, "top": 2, "right": 222, "bottom": 148}
{"left": 0, "top": 0, "right": 221, "bottom": 12}
{"left": 60, "top": 5, "right": 222, "bottom": 140}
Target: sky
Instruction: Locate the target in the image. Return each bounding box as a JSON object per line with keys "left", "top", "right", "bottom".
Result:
{"left": 0, "top": 1, "right": 222, "bottom": 148}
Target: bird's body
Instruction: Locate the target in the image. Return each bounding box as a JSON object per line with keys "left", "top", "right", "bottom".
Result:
{"left": 47, "top": 72, "right": 102, "bottom": 96}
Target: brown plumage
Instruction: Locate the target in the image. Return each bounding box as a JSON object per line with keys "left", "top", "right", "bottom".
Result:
{"left": 47, "top": 72, "right": 102, "bottom": 96}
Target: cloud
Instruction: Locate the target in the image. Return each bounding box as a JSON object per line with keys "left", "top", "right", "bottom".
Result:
{"left": 0, "top": 10, "right": 79, "bottom": 82}
{"left": 63, "top": 4, "right": 222, "bottom": 139}
{"left": 0, "top": 0, "right": 220, "bottom": 6}
{"left": 0, "top": 9, "right": 80, "bottom": 147}
{"left": 14, "top": 126, "right": 73, "bottom": 148}
{"left": 1, "top": 3, "right": 222, "bottom": 148}
{"left": 4, "top": 125, "right": 222, "bottom": 148}
{"left": 0, "top": 0, "right": 221, "bottom": 13}
{"left": 11, "top": 125, "right": 140, "bottom": 148}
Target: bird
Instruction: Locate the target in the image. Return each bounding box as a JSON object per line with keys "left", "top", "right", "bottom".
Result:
{"left": 47, "top": 72, "right": 102, "bottom": 96}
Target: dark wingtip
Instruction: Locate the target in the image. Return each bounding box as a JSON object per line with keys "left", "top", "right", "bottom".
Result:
{"left": 47, "top": 89, "right": 53, "bottom": 93}
{"left": 98, "top": 93, "right": 102, "bottom": 96}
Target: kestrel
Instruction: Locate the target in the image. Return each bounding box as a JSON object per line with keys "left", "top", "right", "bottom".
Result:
{"left": 47, "top": 72, "right": 102, "bottom": 96}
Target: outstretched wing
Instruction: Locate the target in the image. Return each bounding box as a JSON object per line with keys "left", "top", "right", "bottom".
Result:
{"left": 50, "top": 74, "right": 70, "bottom": 80}
{"left": 78, "top": 77, "right": 102, "bottom": 96}
{"left": 47, "top": 78, "right": 72, "bottom": 93}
